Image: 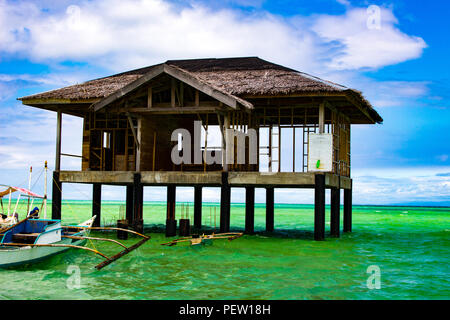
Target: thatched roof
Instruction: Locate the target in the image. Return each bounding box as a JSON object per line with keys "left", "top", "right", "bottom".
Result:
{"left": 19, "top": 57, "right": 382, "bottom": 123}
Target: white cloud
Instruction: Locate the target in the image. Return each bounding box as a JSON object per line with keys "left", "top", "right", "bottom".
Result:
{"left": 0, "top": 0, "right": 426, "bottom": 73}
{"left": 311, "top": 6, "right": 427, "bottom": 70}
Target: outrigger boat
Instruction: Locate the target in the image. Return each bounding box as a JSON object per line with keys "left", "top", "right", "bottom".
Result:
{"left": 0, "top": 162, "right": 150, "bottom": 270}
{"left": 0, "top": 215, "right": 96, "bottom": 268}
{"left": 161, "top": 232, "right": 243, "bottom": 246}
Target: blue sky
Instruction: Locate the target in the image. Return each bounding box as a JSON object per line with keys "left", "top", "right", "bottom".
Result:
{"left": 0, "top": 0, "right": 449, "bottom": 205}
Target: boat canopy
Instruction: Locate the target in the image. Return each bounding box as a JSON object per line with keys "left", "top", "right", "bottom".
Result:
{"left": 0, "top": 185, "right": 44, "bottom": 199}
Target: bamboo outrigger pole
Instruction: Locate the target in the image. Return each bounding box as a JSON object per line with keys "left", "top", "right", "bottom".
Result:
{"left": 0, "top": 242, "right": 110, "bottom": 260}
{"left": 62, "top": 226, "right": 150, "bottom": 239}
{"left": 8, "top": 189, "right": 11, "bottom": 217}
{"left": 62, "top": 235, "right": 128, "bottom": 249}
{"left": 27, "top": 166, "right": 32, "bottom": 215}
{"left": 44, "top": 161, "right": 48, "bottom": 219}
{"left": 61, "top": 225, "right": 151, "bottom": 270}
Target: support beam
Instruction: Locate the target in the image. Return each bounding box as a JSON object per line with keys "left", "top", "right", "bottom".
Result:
{"left": 55, "top": 110, "right": 62, "bottom": 171}
{"left": 344, "top": 185, "right": 352, "bottom": 233}
{"left": 92, "top": 183, "right": 101, "bottom": 227}
{"left": 194, "top": 186, "right": 202, "bottom": 229}
{"left": 132, "top": 173, "right": 143, "bottom": 233}
{"left": 330, "top": 188, "right": 340, "bottom": 237}
{"left": 220, "top": 172, "right": 231, "bottom": 233}
{"left": 222, "top": 113, "right": 230, "bottom": 172}
{"left": 51, "top": 171, "right": 62, "bottom": 220}
{"left": 314, "top": 174, "right": 326, "bottom": 241}
{"left": 166, "top": 185, "right": 177, "bottom": 237}
{"left": 266, "top": 187, "right": 274, "bottom": 232}
{"left": 147, "top": 87, "right": 152, "bottom": 108}
{"left": 319, "top": 102, "right": 325, "bottom": 134}
{"left": 126, "top": 185, "right": 134, "bottom": 225}
{"left": 245, "top": 187, "right": 255, "bottom": 234}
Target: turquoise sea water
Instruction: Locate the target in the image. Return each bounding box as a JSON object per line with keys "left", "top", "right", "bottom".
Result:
{"left": 0, "top": 201, "right": 448, "bottom": 300}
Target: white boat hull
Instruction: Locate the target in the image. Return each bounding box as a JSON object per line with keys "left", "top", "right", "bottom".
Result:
{"left": 0, "top": 237, "right": 86, "bottom": 268}
{"left": 0, "top": 216, "right": 95, "bottom": 268}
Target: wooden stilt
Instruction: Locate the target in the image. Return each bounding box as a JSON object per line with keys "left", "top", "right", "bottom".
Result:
{"left": 330, "top": 188, "right": 340, "bottom": 237}
{"left": 51, "top": 171, "right": 62, "bottom": 220}
{"left": 126, "top": 184, "right": 134, "bottom": 225}
{"left": 344, "top": 183, "right": 352, "bottom": 233}
{"left": 314, "top": 174, "right": 325, "bottom": 241}
{"left": 92, "top": 183, "right": 101, "bottom": 227}
{"left": 166, "top": 185, "right": 176, "bottom": 237}
{"left": 245, "top": 186, "right": 255, "bottom": 234}
{"left": 266, "top": 187, "right": 274, "bottom": 232}
{"left": 132, "top": 173, "right": 143, "bottom": 233}
{"left": 194, "top": 186, "right": 202, "bottom": 229}
{"left": 220, "top": 172, "right": 231, "bottom": 233}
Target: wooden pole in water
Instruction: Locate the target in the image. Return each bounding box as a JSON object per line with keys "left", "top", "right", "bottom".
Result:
{"left": 245, "top": 186, "right": 255, "bottom": 234}
{"left": 132, "top": 173, "right": 144, "bottom": 233}
{"left": 52, "top": 171, "right": 62, "bottom": 220}
{"left": 343, "top": 181, "right": 352, "bottom": 232}
{"left": 166, "top": 185, "right": 176, "bottom": 237}
{"left": 314, "top": 174, "right": 326, "bottom": 241}
{"left": 194, "top": 186, "right": 202, "bottom": 229}
{"left": 92, "top": 183, "right": 102, "bottom": 227}
{"left": 220, "top": 172, "right": 231, "bottom": 233}
{"left": 126, "top": 184, "right": 134, "bottom": 225}
{"left": 330, "top": 188, "right": 340, "bottom": 237}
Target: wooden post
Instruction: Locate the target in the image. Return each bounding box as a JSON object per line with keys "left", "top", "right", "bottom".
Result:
{"left": 147, "top": 87, "right": 152, "bottom": 109}
{"left": 222, "top": 114, "right": 230, "bottom": 172}
{"left": 194, "top": 186, "right": 202, "bottom": 229}
{"left": 314, "top": 174, "right": 325, "bottom": 241}
{"left": 220, "top": 172, "right": 231, "bottom": 233}
{"left": 266, "top": 187, "right": 274, "bottom": 232}
{"left": 344, "top": 182, "right": 352, "bottom": 232}
{"left": 92, "top": 183, "right": 101, "bottom": 227}
{"left": 55, "top": 110, "right": 62, "bottom": 171}
{"left": 51, "top": 171, "right": 62, "bottom": 220}
{"left": 319, "top": 102, "right": 325, "bottom": 134}
{"left": 330, "top": 188, "right": 340, "bottom": 237}
{"left": 245, "top": 187, "right": 255, "bottom": 234}
{"left": 126, "top": 184, "right": 134, "bottom": 224}
{"left": 166, "top": 185, "right": 177, "bottom": 237}
{"left": 132, "top": 173, "right": 143, "bottom": 233}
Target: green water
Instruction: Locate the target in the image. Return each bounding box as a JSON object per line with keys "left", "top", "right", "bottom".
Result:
{"left": 0, "top": 201, "right": 449, "bottom": 300}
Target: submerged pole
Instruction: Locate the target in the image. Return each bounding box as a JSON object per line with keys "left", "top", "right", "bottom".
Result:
{"left": 314, "top": 174, "right": 326, "bottom": 241}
